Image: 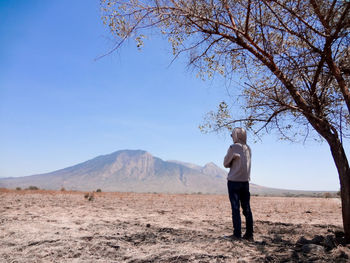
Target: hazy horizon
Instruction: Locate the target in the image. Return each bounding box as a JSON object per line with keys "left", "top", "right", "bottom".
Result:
{"left": 0, "top": 148, "right": 339, "bottom": 192}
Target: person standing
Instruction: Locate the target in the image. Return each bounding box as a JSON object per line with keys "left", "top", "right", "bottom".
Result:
{"left": 224, "top": 127, "right": 253, "bottom": 240}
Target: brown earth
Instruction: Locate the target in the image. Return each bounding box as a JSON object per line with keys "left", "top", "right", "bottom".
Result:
{"left": 0, "top": 189, "right": 349, "bottom": 262}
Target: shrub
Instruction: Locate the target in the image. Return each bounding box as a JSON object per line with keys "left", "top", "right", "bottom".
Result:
{"left": 60, "top": 187, "right": 66, "bottom": 191}
{"left": 27, "top": 186, "right": 39, "bottom": 190}
{"left": 96, "top": 189, "right": 102, "bottom": 193}
{"left": 88, "top": 193, "right": 94, "bottom": 201}
{"left": 84, "top": 192, "right": 94, "bottom": 201}
{"left": 16, "top": 187, "right": 21, "bottom": 191}
{"left": 323, "top": 192, "right": 332, "bottom": 198}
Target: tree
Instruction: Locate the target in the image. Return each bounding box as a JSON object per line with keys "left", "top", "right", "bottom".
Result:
{"left": 101, "top": 0, "right": 350, "bottom": 242}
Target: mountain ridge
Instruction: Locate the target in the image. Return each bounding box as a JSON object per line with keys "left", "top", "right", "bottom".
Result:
{"left": 0, "top": 149, "right": 336, "bottom": 196}
{"left": 0, "top": 150, "right": 229, "bottom": 194}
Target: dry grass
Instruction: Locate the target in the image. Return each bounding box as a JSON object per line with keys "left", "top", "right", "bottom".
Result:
{"left": 0, "top": 189, "right": 348, "bottom": 262}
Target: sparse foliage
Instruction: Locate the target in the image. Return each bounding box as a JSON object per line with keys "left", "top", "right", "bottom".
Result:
{"left": 26, "top": 186, "right": 39, "bottom": 190}
{"left": 84, "top": 192, "right": 95, "bottom": 201}
{"left": 96, "top": 189, "right": 102, "bottom": 192}
{"left": 16, "top": 187, "right": 21, "bottom": 191}
{"left": 323, "top": 192, "right": 332, "bottom": 198}
{"left": 101, "top": 0, "right": 350, "bottom": 242}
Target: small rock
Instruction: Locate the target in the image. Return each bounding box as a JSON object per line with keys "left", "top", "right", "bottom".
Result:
{"left": 335, "top": 231, "right": 345, "bottom": 239}
{"left": 296, "top": 236, "right": 309, "bottom": 245}
{"left": 264, "top": 255, "right": 275, "bottom": 261}
{"left": 334, "top": 231, "right": 346, "bottom": 245}
{"left": 335, "top": 250, "right": 349, "bottom": 260}
{"left": 255, "top": 240, "right": 267, "bottom": 246}
{"left": 324, "top": 235, "right": 336, "bottom": 250}
{"left": 146, "top": 223, "right": 151, "bottom": 228}
{"left": 311, "top": 235, "right": 324, "bottom": 244}
{"left": 302, "top": 244, "right": 324, "bottom": 254}
{"left": 272, "top": 235, "right": 282, "bottom": 243}
{"left": 332, "top": 246, "right": 350, "bottom": 260}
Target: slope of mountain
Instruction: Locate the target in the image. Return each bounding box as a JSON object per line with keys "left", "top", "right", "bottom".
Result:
{"left": 0, "top": 150, "right": 228, "bottom": 194}
{"left": 0, "top": 149, "right": 334, "bottom": 196}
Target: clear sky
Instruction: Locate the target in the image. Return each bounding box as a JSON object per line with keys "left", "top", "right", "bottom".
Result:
{"left": 0, "top": 0, "right": 347, "bottom": 191}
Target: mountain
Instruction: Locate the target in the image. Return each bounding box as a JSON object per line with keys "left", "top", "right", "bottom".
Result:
{"left": 0, "top": 149, "right": 334, "bottom": 196}
{"left": 0, "top": 150, "right": 229, "bottom": 194}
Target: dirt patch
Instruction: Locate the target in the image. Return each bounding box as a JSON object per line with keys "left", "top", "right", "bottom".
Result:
{"left": 0, "top": 190, "right": 349, "bottom": 262}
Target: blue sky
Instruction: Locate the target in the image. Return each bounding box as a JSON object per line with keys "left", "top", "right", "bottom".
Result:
{"left": 0, "top": 0, "right": 346, "bottom": 191}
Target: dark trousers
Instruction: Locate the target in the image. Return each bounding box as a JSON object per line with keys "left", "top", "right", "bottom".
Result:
{"left": 227, "top": 181, "right": 253, "bottom": 237}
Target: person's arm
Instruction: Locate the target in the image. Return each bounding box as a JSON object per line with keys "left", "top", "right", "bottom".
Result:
{"left": 223, "top": 145, "right": 240, "bottom": 168}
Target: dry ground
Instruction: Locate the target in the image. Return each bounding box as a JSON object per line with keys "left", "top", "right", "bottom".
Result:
{"left": 0, "top": 189, "right": 349, "bottom": 262}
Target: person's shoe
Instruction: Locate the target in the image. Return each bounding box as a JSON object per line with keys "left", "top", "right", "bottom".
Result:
{"left": 222, "top": 234, "right": 241, "bottom": 241}
{"left": 243, "top": 234, "right": 254, "bottom": 241}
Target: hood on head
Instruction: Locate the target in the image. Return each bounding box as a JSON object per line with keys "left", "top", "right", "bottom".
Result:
{"left": 231, "top": 127, "right": 247, "bottom": 144}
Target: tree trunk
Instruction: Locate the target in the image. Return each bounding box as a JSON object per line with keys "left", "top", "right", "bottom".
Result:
{"left": 328, "top": 138, "right": 350, "bottom": 243}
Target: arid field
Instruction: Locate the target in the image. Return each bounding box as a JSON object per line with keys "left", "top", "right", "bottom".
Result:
{"left": 0, "top": 189, "right": 349, "bottom": 262}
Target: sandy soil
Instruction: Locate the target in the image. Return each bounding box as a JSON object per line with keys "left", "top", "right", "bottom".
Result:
{"left": 1, "top": 189, "right": 349, "bottom": 262}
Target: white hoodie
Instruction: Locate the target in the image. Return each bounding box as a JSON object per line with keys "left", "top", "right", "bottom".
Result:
{"left": 223, "top": 128, "right": 251, "bottom": 182}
